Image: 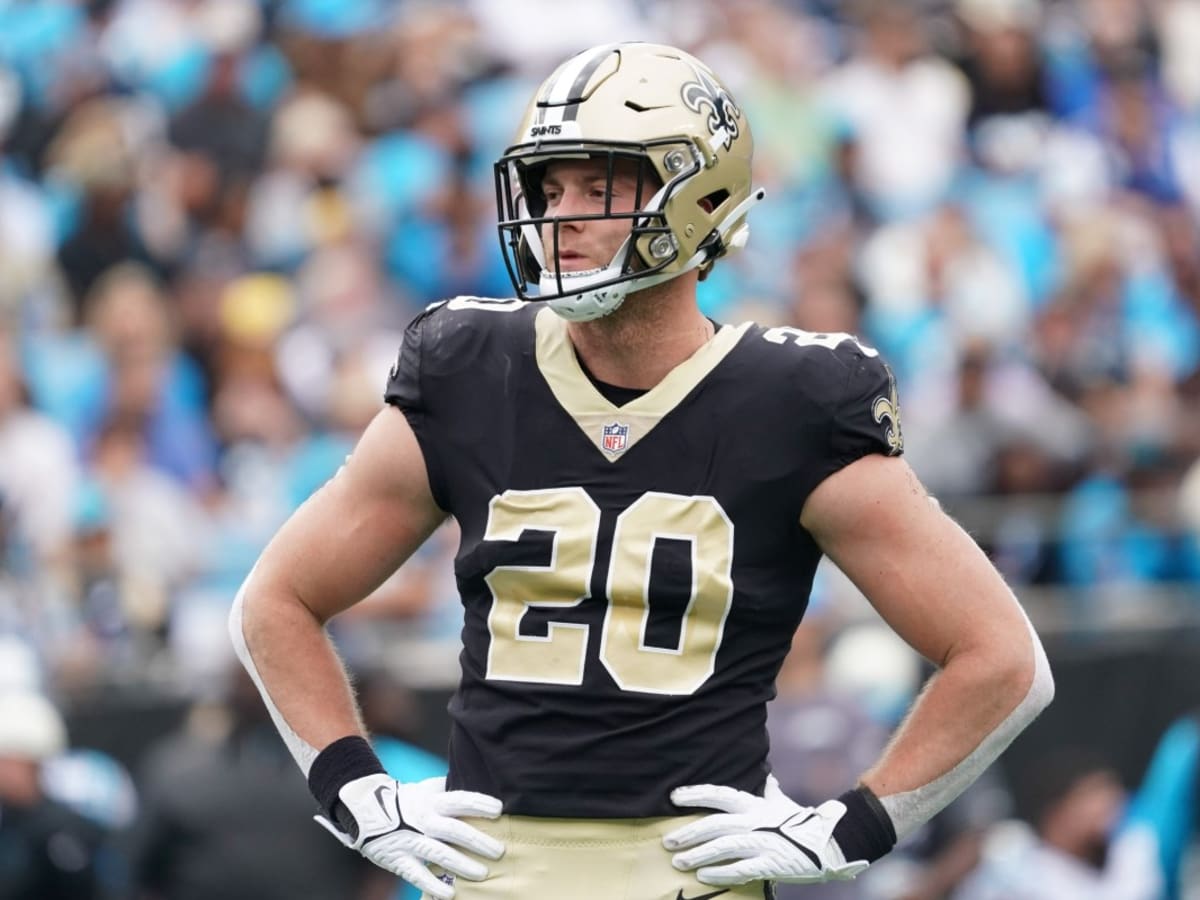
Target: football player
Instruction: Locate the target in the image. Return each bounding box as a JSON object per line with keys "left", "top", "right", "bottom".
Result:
{"left": 230, "top": 42, "right": 1054, "bottom": 899}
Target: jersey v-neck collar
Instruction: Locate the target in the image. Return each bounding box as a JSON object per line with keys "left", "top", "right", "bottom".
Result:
{"left": 533, "top": 306, "right": 750, "bottom": 462}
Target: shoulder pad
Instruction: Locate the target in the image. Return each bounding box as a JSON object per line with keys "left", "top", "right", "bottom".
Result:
{"left": 384, "top": 298, "right": 535, "bottom": 410}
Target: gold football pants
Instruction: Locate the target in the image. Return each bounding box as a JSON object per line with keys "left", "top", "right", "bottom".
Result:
{"left": 425, "top": 814, "right": 772, "bottom": 900}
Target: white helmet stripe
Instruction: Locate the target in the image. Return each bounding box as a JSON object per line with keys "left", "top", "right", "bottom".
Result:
{"left": 538, "top": 43, "right": 618, "bottom": 126}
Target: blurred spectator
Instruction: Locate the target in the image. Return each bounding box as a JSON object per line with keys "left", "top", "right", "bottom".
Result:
{"left": 903, "top": 340, "right": 1010, "bottom": 498}
{"left": 820, "top": 1, "right": 970, "bottom": 220}
{"left": 41, "top": 747, "right": 139, "bottom": 836}
{"left": 1100, "top": 58, "right": 1185, "bottom": 205}
{"left": 956, "top": 0, "right": 1047, "bottom": 127}
{"left": 0, "top": 690, "right": 111, "bottom": 900}
{"left": 47, "top": 96, "right": 157, "bottom": 318}
{"left": 0, "top": 63, "right": 68, "bottom": 332}
{"left": 243, "top": 88, "right": 360, "bottom": 270}
{"left": 0, "top": 330, "right": 79, "bottom": 572}
{"left": 1124, "top": 706, "right": 1200, "bottom": 900}
{"left": 166, "top": 3, "right": 268, "bottom": 180}
{"left": 952, "top": 747, "right": 1162, "bottom": 900}
{"left": 69, "top": 414, "right": 213, "bottom": 660}
{"left": 128, "top": 664, "right": 371, "bottom": 900}
{"left": 267, "top": 245, "right": 400, "bottom": 421}
{"left": 983, "top": 434, "right": 1070, "bottom": 585}
{"left": 21, "top": 263, "right": 218, "bottom": 505}
{"left": 857, "top": 202, "right": 1031, "bottom": 392}
{"left": 1058, "top": 448, "right": 1200, "bottom": 587}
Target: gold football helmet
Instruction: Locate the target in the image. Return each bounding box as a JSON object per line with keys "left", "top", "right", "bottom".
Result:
{"left": 494, "top": 42, "right": 764, "bottom": 321}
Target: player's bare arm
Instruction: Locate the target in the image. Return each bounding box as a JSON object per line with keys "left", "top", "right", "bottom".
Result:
{"left": 229, "top": 407, "right": 504, "bottom": 900}
{"left": 665, "top": 402, "right": 1052, "bottom": 889}
{"left": 234, "top": 405, "right": 445, "bottom": 753}
{"left": 800, "top": 452, "right": 1054, "bottom": 836}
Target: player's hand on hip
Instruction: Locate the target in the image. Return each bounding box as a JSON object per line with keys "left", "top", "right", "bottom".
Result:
{"left": 663, "top": 774, "right": 869, "bottom": 886}
{"left": 314, "top": 773, "right": 504, "bottom": 899}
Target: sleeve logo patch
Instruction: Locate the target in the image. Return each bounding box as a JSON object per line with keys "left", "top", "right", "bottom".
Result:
{"left": 872, "top": 371, "right": 903, "bottom": 455}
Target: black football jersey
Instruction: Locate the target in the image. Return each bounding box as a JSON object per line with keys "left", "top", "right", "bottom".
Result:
{"left": 384, "top": 298, "right": 902, "bottom": 818}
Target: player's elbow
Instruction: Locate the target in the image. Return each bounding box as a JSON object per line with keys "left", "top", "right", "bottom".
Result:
{"left": 991, "top": 616, "right": 1055, "bottom": 722}
{"left": 230, "top": 564, "right": 327, "bottom": 662}
{"left": 229, "top": 565, "right": 291, "bottom": 663}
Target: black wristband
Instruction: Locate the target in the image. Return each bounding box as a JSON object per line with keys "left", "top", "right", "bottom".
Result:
{"left": 307, "top": 735, "right": 386, "bottom": 821}
{"left": 831, "top": 785, "right": 897, "bottom": 863}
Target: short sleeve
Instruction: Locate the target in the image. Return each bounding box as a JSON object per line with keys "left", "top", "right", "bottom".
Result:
{"left": 828, "top": 348, "right": 904, "bottom": 467}
{"left": 382, "top": 305, "right": 449, "bottom": 508}
{"left": 384, "top": 306, "right": 433, "bottom": 411}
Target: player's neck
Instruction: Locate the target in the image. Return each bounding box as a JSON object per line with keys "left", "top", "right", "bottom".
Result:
{"left": 565, "top": 278, "right": 713, "bottom": 391}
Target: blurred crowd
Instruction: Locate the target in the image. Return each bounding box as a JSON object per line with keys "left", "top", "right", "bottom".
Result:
{"left": 1, "top": 0, "right": 1199, "bottom": 691}
{"left": 2, "top": 0, "right": 1200, "bottom": 896}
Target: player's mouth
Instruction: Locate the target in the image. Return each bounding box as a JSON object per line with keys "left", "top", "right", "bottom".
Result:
{"left": 557, "top": 250, "right": 593, "bottom": 271}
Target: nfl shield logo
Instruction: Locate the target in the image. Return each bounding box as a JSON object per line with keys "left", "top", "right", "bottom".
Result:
{"left": 601, "top": 422, "right": 629, "bottom": 454}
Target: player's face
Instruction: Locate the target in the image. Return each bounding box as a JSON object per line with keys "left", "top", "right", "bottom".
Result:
{"left": 540, "top": 158, "right": 655, "bottom": 273}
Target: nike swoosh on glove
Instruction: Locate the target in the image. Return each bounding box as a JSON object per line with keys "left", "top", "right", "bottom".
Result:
{"left": 663, "top": 775, "right": 870, "bottom": 886}
{"left": 315, "top": 774, "right": 504, "bottom": 900}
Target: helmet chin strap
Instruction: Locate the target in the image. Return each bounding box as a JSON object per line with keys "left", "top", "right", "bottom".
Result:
{"left": 543, "top": 187, "right": 767, "bottom": 322}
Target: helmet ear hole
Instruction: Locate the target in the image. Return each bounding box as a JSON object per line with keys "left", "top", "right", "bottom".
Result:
{"left": 698, "top": 189, "right": 729, "bottom": 214}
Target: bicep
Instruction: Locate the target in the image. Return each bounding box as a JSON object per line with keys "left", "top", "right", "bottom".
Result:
{"left": 800, "top": 454, "right": 1028, "bottom": 667}
{"left": 251, "top": 405, "right": 447, "bottom": 623}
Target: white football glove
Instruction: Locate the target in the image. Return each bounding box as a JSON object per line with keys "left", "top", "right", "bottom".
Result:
{"left": 663, "top": 775, "right": 870, "bottom": 886}
{"left": 314, "top": 773, "right": 504, "bottom": 900}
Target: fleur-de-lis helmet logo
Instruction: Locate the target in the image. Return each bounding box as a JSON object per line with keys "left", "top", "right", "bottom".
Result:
{"left": 680, "top": 64, "right": 742, "bottom": 151}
